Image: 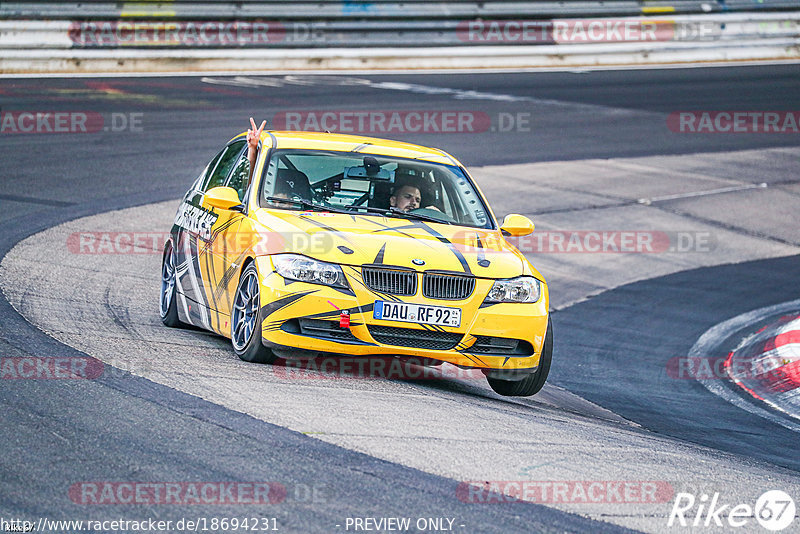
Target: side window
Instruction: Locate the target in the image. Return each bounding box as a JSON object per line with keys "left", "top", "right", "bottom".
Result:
{"left": 202, "top": 140, "right": 246, "bottom": 192}
{"left": 226, "top": 150, "right": 251, "bottom": 202}
{"left": 193, "top": 148, "right": 225, "bottom": 191}
{"left": 260, "top": 155, "right": 279, "bottom": 204}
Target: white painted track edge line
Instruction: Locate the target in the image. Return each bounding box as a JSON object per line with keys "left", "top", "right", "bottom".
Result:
{"left": 642, "top": 183, "right": 768, "bottom": 204}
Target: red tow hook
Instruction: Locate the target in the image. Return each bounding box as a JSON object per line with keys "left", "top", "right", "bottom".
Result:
{"left": 339, "top": 310, "right": 351, "bottom": 329}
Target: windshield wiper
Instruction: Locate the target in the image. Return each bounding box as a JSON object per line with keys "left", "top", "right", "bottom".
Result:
{"left": 342, "top": 205, "right": 392, "bottom": 215}
{"left": 343, "top": 205, "right": 452, "bottom": 225}
{"left": 264, "top": 197, "right": 350, "bottom": 214}
{"left": 393, "top": 208, "right": 453, "bottom": 224}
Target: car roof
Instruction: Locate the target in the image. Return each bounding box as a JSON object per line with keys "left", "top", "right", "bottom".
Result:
{"left": 232, "top": 130, "right": 462, "bottom": 166}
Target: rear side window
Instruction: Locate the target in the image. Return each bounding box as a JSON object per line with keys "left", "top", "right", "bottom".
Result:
{"left": 202, "top": 140, "right": 246, "bottom": 192}
{"left": 226, "top": 150, "right": 251, "bottom": 201}
{"left": 193, "top": 148, "right": 224, "bottom": 191}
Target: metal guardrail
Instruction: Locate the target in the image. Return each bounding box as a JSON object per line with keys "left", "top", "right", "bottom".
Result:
{"left": 1, "top": 2, "right": 799, "bottom": 72}
{"left": 2, "top": 13, "right": 799, "bottom": 48}
{"left": 3, "top": 1, "right": 800, "bottom": 20}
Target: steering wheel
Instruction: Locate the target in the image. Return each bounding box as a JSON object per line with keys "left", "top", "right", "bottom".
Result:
{"left": 409, "top": 207, "right": 457, "bottom": 223}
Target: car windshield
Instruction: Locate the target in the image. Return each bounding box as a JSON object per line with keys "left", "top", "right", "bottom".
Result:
{"left": 259, "top": 149, "right": 493, "bottom": 228}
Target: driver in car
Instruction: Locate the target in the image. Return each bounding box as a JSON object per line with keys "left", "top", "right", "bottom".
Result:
{"left": 389, "top": 170, "right": 441, "bottom": 213}
{"left": 247, "top": 118, "right": 442, "bottom": 214}
{"left": 389, "top": 182, "right": 422, "bottom": 212}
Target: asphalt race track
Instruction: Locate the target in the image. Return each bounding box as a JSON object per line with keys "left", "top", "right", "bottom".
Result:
{"left": 1, "top": 65, "right": 799, "bottom": 533}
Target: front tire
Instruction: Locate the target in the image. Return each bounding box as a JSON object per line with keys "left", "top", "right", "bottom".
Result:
{"left": 231, "top": 263, "right": 277, "bottom": 364}
{"left": 487, "top": 319, "right": 552, "bottom": 397}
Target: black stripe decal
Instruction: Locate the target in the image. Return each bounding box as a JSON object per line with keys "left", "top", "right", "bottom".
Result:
{"left": 298, "top": 216, "right": 355, "bottom": 245}
{"left": 368, "top": 219, "right": 472, "bottom": 274}
{"left": 189, "top": 235, "right": 211, "bottom": 314}
{"left": 364, "top": 218, "right": 424, "bottom": 241}
{"left": 418, "top": 221, "right": 472, "bottom": 275}
{"left": 332, "top": 286, "right": 356, "bottom": 297}
{"left": 260, "top": 290, "right": 317, "bottom": 319}
{"left": 466, "top": 354, "right": 488, "bottom": 366}
{"left": 201, "top": 236, "right": 221, "bottom": 322}
{"left": 460, "top": 353, "right": 481, "bottom": 366}
{"left": 373, "top": 243, "right": 386, "bottom": 265}
{"left": 475, "top": 234, "right": 491, "bottom": 268}
{"left": 214, "top": 249, "right": 250, "bottom": 303}
{"left": 212, "top": 218, "right": 240, "bottom": 240}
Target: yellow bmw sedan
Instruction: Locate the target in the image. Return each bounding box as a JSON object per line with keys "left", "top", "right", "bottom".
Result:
{"left": 160, "top": 129, "right": 551, "bottom": 396}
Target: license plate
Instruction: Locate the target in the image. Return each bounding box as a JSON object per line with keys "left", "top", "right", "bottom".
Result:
{"left": 373, "top": 301, "right": 461, "bottom": 328}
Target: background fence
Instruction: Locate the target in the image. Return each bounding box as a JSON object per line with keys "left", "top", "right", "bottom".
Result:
{"left": 3, "top": 1, "right": 800, "bottom": 20}
{"left": 1, "top": 1, "right": 799, "bottom": 71}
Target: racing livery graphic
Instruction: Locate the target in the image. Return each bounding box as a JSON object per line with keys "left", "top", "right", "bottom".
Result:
{"left": 160, "top": 129, "right": 551, "bottom": 396}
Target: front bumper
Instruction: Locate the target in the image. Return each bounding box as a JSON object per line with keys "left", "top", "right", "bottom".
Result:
{"left": 255, "top": 257, "right": 549, "bottom": 371}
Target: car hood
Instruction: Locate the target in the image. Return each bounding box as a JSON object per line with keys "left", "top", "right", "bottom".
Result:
{"left": 250, "top": 209, "right": 536, "bottom": 279}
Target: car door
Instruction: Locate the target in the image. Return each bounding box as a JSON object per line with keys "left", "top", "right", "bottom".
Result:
{"left": 174, "top": 139, "right": 246, "bottom": 331}
{"left": 197, "top": 142, "right": 254, "bottom": 334}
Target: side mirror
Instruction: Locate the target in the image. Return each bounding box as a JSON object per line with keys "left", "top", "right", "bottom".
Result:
{"left": 500, "top": 214, "right": 535, "bottom": 237}
{"left": 204, "top": 186, "right": 244, "bottom": 211}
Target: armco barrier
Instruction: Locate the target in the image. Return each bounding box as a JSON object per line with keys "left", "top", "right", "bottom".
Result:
{"left": 0, "top": 12, "right": 800, "bottom": 49}
{"left": 1, "top": 3, "right": 799, "bottom": 72}
{"left": 1, "top": 14, "right": 798, "bottom": 48}
{"left": 3, "top": 1, "right": 800, "bottom": 19}
{"left": 2, "top": 39, "right": 798, "bottom": 73}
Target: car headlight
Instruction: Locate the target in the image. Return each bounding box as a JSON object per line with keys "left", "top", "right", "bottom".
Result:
{"left": 484, "top": 276, "right": 541, "bottom": 303}
{"left": 271, "top": 254, "right": 348, "bottom": 289}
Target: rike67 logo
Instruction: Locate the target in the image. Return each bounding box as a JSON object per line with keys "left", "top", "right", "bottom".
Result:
{"left": 668, "top": 490, "right": 795, "bottom": 531}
